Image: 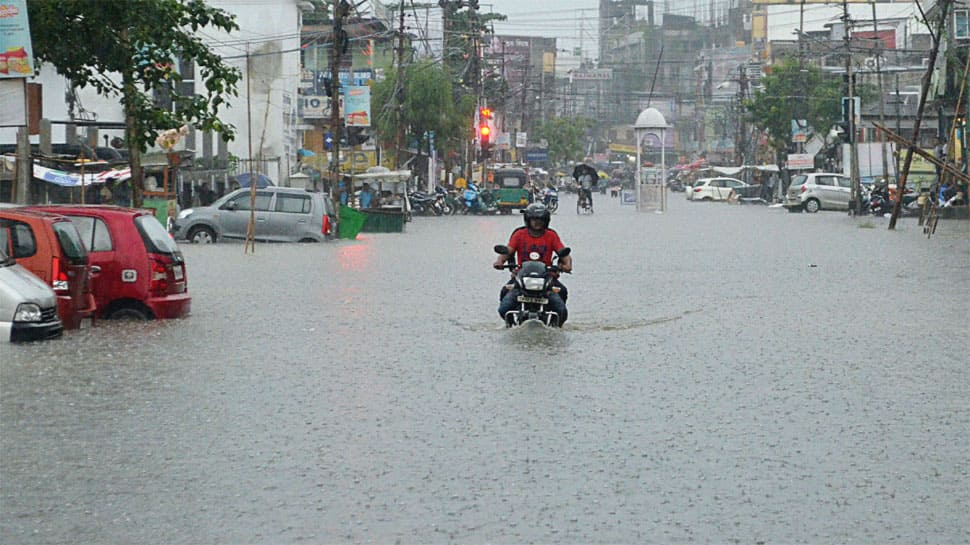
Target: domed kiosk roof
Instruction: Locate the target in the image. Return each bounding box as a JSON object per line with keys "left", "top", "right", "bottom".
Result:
{"left": 633, "top": 107, "right": 669, "bottom": 129}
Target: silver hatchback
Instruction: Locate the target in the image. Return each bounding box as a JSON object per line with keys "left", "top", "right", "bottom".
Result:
{"left": 783, "top": 172, "right": 852, "bottom": 213}
{"left": 171, "top": 187, "right": 337, "bottom": 243}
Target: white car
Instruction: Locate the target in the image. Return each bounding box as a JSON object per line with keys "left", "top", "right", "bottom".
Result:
{"left": 687, "top": 177, "right": 748, "bottom": 201}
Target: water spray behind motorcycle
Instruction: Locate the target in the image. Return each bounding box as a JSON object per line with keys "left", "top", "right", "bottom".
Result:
{"left": 494, "top": 244, "right": 571, "bottom": 328}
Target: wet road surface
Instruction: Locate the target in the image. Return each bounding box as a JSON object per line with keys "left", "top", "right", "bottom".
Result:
{"left": 2, "top": 194, "right": 969, "bottom": 544}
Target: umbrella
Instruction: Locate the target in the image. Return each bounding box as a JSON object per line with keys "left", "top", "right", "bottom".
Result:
{"left": 572, "top": 164, "right": 598, "bottom": 182}
{"left": 235, "top": 172, "right": 274, "bottom": 188}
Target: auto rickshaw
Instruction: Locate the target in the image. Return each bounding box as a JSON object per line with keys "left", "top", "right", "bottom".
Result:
{"left": 491, "top": 168, "right": 531, "bottom": 214}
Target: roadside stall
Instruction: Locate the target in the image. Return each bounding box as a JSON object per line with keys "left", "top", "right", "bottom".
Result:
{"left": 348, "top": 167, "right": 412, "bottom": 233}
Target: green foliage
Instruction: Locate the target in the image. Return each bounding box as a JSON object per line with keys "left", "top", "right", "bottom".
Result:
{"left": 531, "top": 117, "right": 593, "bottom": 165}
{"left": 744, "top": 58, "right": 842, "bottom": 152}
{"left": 28, "top": 0, "right": 242, "bottom": 151}
{"left": 372, "top": 60, "right": 474, "bottom": 158}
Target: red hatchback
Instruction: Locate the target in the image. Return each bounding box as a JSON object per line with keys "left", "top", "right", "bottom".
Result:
{"left": 0, "top": 208, "right": 97, "bottom": 329}
{"left": 25, "top": 205, "right": 191, "bottom": 320}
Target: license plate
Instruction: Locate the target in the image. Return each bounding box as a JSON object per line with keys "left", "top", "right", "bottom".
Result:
{"left": 517, "top": 295, "right": 547, "bottom": 304}
{"left": 173, "top": 266, "right": 184, "bottom": 281}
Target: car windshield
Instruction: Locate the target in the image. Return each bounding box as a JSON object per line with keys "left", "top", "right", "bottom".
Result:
{"left": 134, "top": 215, "right": 179, "bottom": 255}
{"left": 791, "top": 175, "right": 807, "bottom": 186}
{"left": 51, "top": 221, "right": 88, "bottom": 265}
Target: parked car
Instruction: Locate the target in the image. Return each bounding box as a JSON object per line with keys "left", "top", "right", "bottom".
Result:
{"left": 0, "top": 246, "right": 63, "bottom": 342}
{"left": 0, "top": 208, "right": 96, "bottom": 329}
{"left": 171, "top": 187, "right": 337, "bottom": 243}
{"left": 24, "top": 205, "right": 190, "bottom": 320}
{"left": 783, "top": 172, "right": 852, "bottom": 213}
{"left": 687, "top": 177, "right": 749, "bottom": 201}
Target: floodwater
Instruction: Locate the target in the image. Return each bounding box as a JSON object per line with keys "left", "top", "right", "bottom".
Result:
{"left": 2, "top": 194, "right": 968, "bottom": 544}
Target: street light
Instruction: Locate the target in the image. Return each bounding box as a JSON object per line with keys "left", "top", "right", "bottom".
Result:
{"left": 633, "top": 107, "right": 669, "bottom": 213}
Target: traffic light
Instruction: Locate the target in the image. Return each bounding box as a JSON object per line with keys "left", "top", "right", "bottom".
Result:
{"left": 479, "top": 124, "right": 491, "bottom": 152}
{"left": 478, "top": 106, "right": 493, "bottom": 153}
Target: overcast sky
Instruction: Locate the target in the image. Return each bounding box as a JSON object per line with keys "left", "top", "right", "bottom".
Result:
{"left": 486, "top": 0, "right": 600, "bottom": 59}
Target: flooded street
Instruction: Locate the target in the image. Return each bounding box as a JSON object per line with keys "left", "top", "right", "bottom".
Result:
{"left": 2, "top": 196, "right": 968, "bottom": 544}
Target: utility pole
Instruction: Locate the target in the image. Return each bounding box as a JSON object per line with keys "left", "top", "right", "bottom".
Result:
{"left": 245, "top": 45, "right": 257, "bottom": 254}
{"left": 330, "top": 0, "right": 347, "bottom": 200}
{"left": 843, "top": 0, "right": 861, "bottom": 214}
{"left": 395, "top": 0, "right": 406, "bottom": 169}
{"left": 889, "top": 0, "right": 951, "bottom": 229}
{"left": 895, "top": 73, "right": 901, "bottom": 177}
{"left": 872, "top": 1, "right": 890, "bottom": 182}
{"left": 736, "top": 64, "right": 747, "bottom": 165}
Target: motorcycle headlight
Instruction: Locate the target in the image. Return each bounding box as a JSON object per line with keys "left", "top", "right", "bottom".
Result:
{"left": 523, "top": 277, "right": 545, "bottom": 291}
{"left": 14, "top": 303, "right": 42, "bottom": 322}
{"left": 177, "top": 209, "right": 194, "bottom": 219}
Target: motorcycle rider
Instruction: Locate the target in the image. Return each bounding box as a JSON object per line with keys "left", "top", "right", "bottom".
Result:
{"left": 494, "top": 203, "right": 573, "bottom": 324}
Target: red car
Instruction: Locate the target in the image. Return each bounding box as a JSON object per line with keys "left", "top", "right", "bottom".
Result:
{"left": 0, "top": 207, "right": 97, "bottom": 329}
{"left": 24, "top": 205, "right": 190, "bottom": 320}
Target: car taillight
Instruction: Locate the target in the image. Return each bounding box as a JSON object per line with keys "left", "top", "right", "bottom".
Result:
{"left": 693, "top": 187, "right": 703, "bottom": 192}
{"left": 800, "top": 185, "right": 807, "bottom": 193}
{"left": 322, "top": 215, "right": 331, "bottom": 235}
{"left": 149, "top": 255, "right": 170, "bottom": 293}
{"left": 51, "top": 257, "right": 69, "bottom": 294}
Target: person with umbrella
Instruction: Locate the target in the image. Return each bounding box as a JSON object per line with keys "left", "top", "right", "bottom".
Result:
{"left": 573, "top": 164, "right": 597, "bottom": 212}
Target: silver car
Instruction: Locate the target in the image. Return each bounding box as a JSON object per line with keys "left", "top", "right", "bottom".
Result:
{"left": 171, "top": 187, "right": 337, "bottom": 243}
{"left": 0, "top": 247, "right": 63, "bottom": 342}
{"left": 783, "top": 172, "right": 852, "bottom": 213}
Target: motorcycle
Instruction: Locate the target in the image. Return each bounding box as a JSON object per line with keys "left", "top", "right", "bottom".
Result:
{"left": 461, "top": 183, "right": 498, "bottom": 215}
{"left": 408, "top": 190, "right": 442, "bottom": 216}
{"left": 494, "top": 244, "right": 570, "bottom": 328}
{"left": 542, "top": 186, "right": 559, "bottom": 213}
{"left": 435, "top": 186, "right": 457, "bottom": 215}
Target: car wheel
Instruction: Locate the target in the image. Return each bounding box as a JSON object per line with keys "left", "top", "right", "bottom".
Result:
{"left": 299, "top": 237, "right": 317, "bottom": 243}
{"left": 188, "top": 225, "right": 216, "bottom": 243}
{"left": 108, "top": 306, "right": 151, "bottom": 320}
{"left": 804, "top": 198, "right": 821, "bottom": 213}
{"left": 701, "top": 196, "right": 712, "bottom": 201}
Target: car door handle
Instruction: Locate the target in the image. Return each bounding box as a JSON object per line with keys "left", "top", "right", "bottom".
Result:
{"left": 256, "top": 218, "right": 266, "bottom": 222}
{"left": 90, "top": 265, "right": 101, "bottom": 274}
{"left": 297, "top": 219, "right": 307, "bottom": 223}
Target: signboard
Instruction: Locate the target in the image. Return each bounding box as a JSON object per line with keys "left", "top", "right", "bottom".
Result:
{"left": 791, "top": 119, "right": 810, "bottom": 143}
{"left": 300, "top": 95, "right": 343, "bottom": 119}
{"left": 0, "top": 79, "right": 26, "bottom": 126}
{"left": 515, "top": 132, "right": 527, "bottom": 148}
{"left": 343, "top": 85, "right": 370, "bottom": 127}
{"left": 787, "top": 153, "right": 815, "bottom": 170}
{"left": 621, "top": 189, "right": 637, "bottom": 205}
{"left": 0, "top": 0, "right": 35, "bottom": 79}
{"left": 570, "top": 68, "right": 613, "bottom": 81}
{"left": 524, "top": 149, "right": 548, "bottom": 163}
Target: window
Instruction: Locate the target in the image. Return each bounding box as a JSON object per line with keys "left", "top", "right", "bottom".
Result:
{"left": 956, "top": 10, "right": 969, "bottom": 40}
{"left": 228, "top": 191, "right": 272, "bottom": 211}
{"left": 0, "top": 220, "right": 37, "bottom": 258}
{"left": 68, "top": 216, "right": 113, "bottom": 252}
{"left": 51, "top": 221, "right": 88, "bottom": 264}
{"left": 135, "top": 215, "right": 179, "bottom": 255}
{"left": 836, "top": 177, "right": 852, "bottom": 189}
{"left": 275, "top": 194, "right": 312, "bottom": 214}
{"left": 815, "top": 176, "right": 834, "bottom": 186}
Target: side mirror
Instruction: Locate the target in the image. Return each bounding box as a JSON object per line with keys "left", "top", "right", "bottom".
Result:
{"left": 494, "top": 244, "right": 510, "bottom": 255}
{"left": 223, "top": 201, "right": 237, "bottom": 211}
{"left": 557, "top": 247, "right": 571, "bottom": 258}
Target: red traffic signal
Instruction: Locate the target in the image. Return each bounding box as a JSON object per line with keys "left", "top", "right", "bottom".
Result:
{"left": 479, "top": 124, "right": 491, "bottom": 151}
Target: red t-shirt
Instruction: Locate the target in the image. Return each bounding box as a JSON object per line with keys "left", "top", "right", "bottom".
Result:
{"left": 508, "top": 227, "right": 564, "bottom": 267}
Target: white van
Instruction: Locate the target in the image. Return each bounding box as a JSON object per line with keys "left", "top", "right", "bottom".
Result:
{"left": 0, "top": 246, "right": 63, "bottom": 342}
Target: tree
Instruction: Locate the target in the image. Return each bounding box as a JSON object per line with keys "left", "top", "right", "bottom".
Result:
{"left": 744, "top": 58, "right": 842, "bottom": 155}
{"left": 372, "top": 60, "right": 475, "bottom": 168}
{"left": 28, "top": 0, "right": 242, "bottom": 207}
{"left": 531, "top": 117, "right": 592, "bottom": 166}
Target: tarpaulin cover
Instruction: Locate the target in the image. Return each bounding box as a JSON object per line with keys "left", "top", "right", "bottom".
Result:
{"left": 338, "top": 205, "right": 366, "bottom": 240}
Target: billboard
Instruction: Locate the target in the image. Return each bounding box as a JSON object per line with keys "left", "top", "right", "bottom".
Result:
{"left": 0, "top": 0, "right": 35, "bottom": 78}
{"left": 344, "top": 86, "right": 370, "bottom": 127}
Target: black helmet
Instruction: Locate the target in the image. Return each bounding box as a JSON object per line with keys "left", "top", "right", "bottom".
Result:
{"left": 522, "top": 202, "right": 551, "bottom": 229}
